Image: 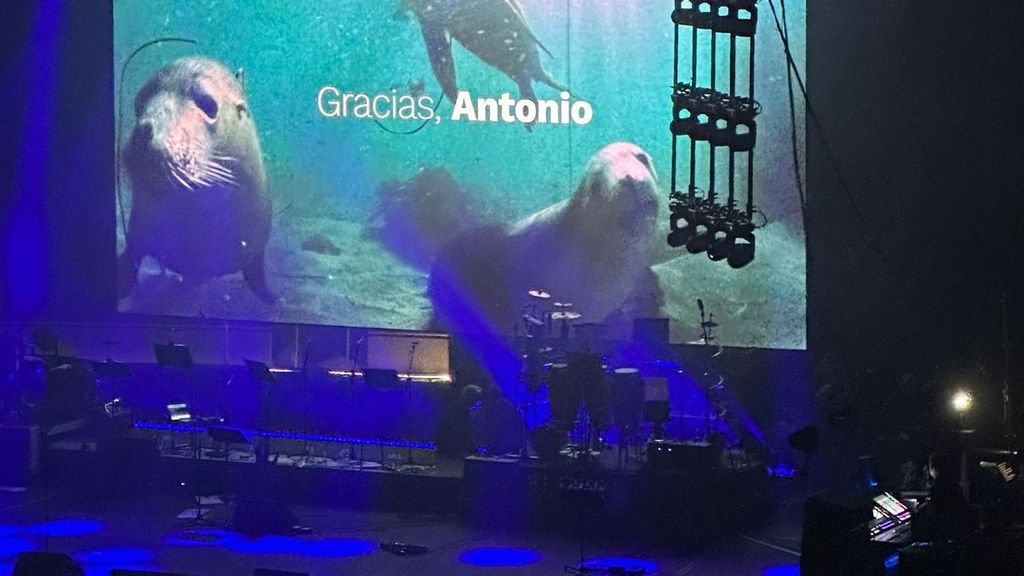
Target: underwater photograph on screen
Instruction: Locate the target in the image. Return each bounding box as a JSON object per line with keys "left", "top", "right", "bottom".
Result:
{"left": 113, "top": 0, "right": 806, "bottom": 349}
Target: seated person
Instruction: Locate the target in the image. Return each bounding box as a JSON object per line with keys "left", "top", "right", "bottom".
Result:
{"left": 912, "top": 450, "right": 974, "bottom": 544}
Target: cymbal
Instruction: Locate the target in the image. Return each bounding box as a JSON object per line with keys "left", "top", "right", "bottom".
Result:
{"left": 522, "top": 314, "right": 545, "bottom": 326}
{"left": 553, "top": 302, "right": 573, "bottom": 308}
{"left": 528, "top": 289, "right": 552, "bottom": 299}
{"left": 700, "top": 321, "right": 719, "bottom": 328}
{"left": 551, "top": 311, "right": 581, "bottom": 320}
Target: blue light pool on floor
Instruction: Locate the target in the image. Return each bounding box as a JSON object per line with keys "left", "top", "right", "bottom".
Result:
{"left": 303, "top": 538, "right": 378, "bottom": 558}
{"left": 459, "top": 547, "right": 542, "bottom": 567}
{"left": 27, "top": 519, "right": 104, "bottom": 537}
{"left": 75, "top": 547, "right": 156, "bottom": 565}
{"left": 580, "top": 556, "right": 659, "bottom": 574}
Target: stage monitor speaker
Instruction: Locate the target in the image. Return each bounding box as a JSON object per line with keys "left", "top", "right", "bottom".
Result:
{"left": 253, "top": 570, "right": 309, "bottom": 576}
{"left": 232, "top": 498, "right": 299, "bottom": 535}
{"left": 112, "top": 571, "right": 189, "bottom": 576}
{"left": 14, "top": 552, "right": 84, "bottom": 576}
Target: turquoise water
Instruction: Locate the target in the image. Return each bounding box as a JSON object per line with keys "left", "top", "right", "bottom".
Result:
{"left": 113, "top": 0, "right": 807, "bottom": 349}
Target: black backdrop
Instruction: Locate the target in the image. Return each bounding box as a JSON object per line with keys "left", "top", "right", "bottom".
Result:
{"left": 2, "top": 2, "right": 1023, "bottom": 397}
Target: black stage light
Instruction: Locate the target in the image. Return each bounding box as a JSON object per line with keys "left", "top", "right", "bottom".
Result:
{"left": 685, "top": 212, "right": 717, "bottom": 254}
{"left": 667, "top": 212, "right": 695, "bottom": 247}
{"left": 671, "top": 0, "right": 696, "bottom": 26}
{"left": 727, "top": 226, "right": 756, "bottom": 269}
{"left": 707, "top": 220, "right": 735, "bottom": 261}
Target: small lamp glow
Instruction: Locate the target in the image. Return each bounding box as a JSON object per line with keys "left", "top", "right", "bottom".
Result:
{"left": 951, "top": 389, "right": 973, "bottom": 413}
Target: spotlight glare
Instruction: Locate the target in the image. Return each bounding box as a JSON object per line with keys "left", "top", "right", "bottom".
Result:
{"left": 951, "top": 389, "right": 973, "bottom": 413}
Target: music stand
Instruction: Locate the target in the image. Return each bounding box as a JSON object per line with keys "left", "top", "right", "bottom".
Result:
{"left": 154, "top": 342, "right": 212, "bottom": 525}
{"left": 245, "top": 359, "right": 275, "bottom": 464}
{"left": 155, "top": 343, "right": 193, "bottom": 370}
{"left": 245, "top": 359, "right": 275, "bottom": 383}
{"left": 207, "top": 426, "right": 251, "bottom": 461}
{"left": 91, "top": 359, "right": 133, "bottom": 414}
{"left": 91, "top": 359, "right": 132, "bottom": 379}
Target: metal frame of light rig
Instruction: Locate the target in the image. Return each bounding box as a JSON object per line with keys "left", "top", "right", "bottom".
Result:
{"left": 667, "top": 0, "right": 761, "bottom": 269}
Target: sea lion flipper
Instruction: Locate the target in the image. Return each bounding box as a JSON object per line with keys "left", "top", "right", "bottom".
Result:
{"left": 242, "top": 254, "right": 276, "bottom": 304}
{"left": 419, "top": 21, "right": 458, "bottom": 103}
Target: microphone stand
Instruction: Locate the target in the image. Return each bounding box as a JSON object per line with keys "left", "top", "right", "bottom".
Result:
{"left": 405, "top": 341, "right": 419, "bottom": 466}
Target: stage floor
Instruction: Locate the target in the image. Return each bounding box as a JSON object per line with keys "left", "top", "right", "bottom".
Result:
{"left": 0, "top": 487, "right": 802, "bottom": 576}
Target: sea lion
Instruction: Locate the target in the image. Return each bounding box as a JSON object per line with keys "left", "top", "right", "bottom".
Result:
{"left": 119, "top": 56, "right": 274, "bottom": 302}
{"left": 429, "top": 142, "right": 660, "bottom": 333}
{"left": 399, "top": 0, "right": 568, "bottom": 106}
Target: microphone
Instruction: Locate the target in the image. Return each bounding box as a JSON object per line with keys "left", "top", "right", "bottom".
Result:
{"left": 697, "top": 298, "right": 705, "bottom": 315}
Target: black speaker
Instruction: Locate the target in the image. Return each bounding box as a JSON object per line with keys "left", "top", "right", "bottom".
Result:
{"left": 800, "top": 491, "right": 872, "bottom": 576}
{"left": 14, "top": 552, "right": 84, "bottom": 576}
{"left": 232, "top": 498, "right": 299, "bottom": 535}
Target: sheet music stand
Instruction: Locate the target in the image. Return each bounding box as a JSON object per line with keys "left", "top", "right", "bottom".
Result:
{"left": 154, "top": 342, "right": 213, "bottom": 526}
{"left": 207, "top": 426, "right": 251, "bottom": 461}
{"left": 155, "top": 343, "right": 193, "bottom": 370}
{"left": 91, "top": 359, "right": 133, "bottom": 412}
{"left": 245, "top": 359, "right": 275, "bottom": 383}
{"left": 244, "top": 360, "right": 275, "bottom": 465}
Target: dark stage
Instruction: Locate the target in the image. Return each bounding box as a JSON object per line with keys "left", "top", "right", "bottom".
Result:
{"left": 0, "top": 487, "right": 802, "bottom": 576}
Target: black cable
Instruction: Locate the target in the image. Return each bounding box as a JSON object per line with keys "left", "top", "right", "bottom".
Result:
{"left": 780, "top": 0, "right": 806, "bottom": 219}
{"left": 765, "top": 0, "right": 904, "bottom": 283}
{"left": 116, "top": 38, "right": 199, "bottom": 242}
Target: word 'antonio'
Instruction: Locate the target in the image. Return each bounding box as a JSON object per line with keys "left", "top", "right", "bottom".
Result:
{"left": 316, "top": 87, "right": 593, "bottom": 126}
{"left": 451, "top": 91, "right": 593, "bottom": 126}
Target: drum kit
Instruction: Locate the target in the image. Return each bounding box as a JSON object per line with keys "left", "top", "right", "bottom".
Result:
{"left": 520, "top": 289, "right": 583, "bottom": 341}
{"left": 516, "top": 290, "right": 731, "bottom": 464}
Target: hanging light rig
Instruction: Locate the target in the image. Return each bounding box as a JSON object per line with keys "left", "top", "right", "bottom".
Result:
{"left": 667, "top": 0, "right": 761, "bottom": 269}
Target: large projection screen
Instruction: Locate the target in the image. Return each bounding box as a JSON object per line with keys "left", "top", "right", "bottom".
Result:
{"left": 114, "top": 1, "right": 806, "bottom": 349}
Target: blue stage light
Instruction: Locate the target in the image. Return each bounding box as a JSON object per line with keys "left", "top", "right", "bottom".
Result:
{"left": 27, "top": 519, "right": 105, "bottom": 537}
{"left": 580, "top": 556, "right": 659, "bottom": 574}
{"left": 459, "top": 547, "right": 542, "bottom": 567}
{"left": 0, "top": 537, "right": 38, "bottom": 560}
{"left": 75, "top": 547, "right": 156, "bottom": 565}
